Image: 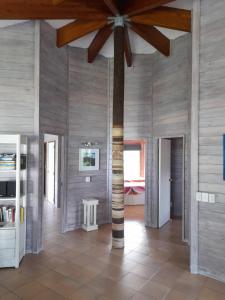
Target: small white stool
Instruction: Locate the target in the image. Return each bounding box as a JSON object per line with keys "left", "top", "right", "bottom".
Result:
{"left": 82, "top": 199, "right": 99, "bottom": 231}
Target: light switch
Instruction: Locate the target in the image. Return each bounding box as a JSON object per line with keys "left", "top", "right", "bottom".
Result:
{"left": 85, "top": 176, "right": 91, "bottom": 183}
{"left": 201, "top": 193, "right": 209, "bottom": 203}
{"left": 209, "top": 194, "right": 215, "bottom": 204}
{"left": 196, "top": 192, "right": 202, "bottom": 202}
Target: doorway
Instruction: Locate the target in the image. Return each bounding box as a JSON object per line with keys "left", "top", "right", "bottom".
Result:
{"left": 124, "top": 140, "right": 145, "bottom": 222}
{"left": 158, "top": 137, "right": 185, "bottom": 240}
{"left": 43, "top": 133, "right": 61, "bottom": 242}
{"left": 44, "top": 134, "right": 59, "bottom": 207}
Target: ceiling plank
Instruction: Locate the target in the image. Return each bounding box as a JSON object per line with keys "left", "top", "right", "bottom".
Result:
{"left": 52, "top": 0, "right": 65, "bottom": 5}
{"left": 103, "top": 0, "right": 120, "bottom": 16}
{"left": 130, "top": 23, "right": 170, "bottom": 56}
{"left": 57, "top": 20, "right": 107, "bottom": 47}
{"left": 124, "top": 26, "right": 132, "bottom": 67}
{"left": 0, "top": 1, "right": 110, "bottom": 20}
{"left": 88, "top": 24, "right": 113, "bottom": 63}
{"left": 131, "top": 7, "right": 192, "bottom": 32}
{"left": 123, "top": 0, "right": 175, "bottom": 17}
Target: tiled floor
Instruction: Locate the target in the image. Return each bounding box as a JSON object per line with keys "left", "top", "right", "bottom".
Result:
{"left": 1, "top": 204, "right": 225, "bottom": 300}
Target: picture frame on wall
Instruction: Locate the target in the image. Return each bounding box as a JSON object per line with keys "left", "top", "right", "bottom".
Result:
{"left": 79, "top": 148, "right": 100, "bottom": 171}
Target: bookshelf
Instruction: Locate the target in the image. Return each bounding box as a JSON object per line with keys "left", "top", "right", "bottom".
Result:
{"left": 0, "top": 135, "right": 27, "bottom": 268}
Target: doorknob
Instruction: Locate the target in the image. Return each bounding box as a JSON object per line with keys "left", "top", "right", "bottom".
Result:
{"left": 169, "top": 178, "right": 172, "bottom": 182}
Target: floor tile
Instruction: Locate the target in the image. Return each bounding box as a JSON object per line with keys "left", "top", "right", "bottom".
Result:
{"left": 70, "top": 285, "right": 102, "bottom": 300}
{"left": 102, "top": 283, "right": 136, "bottom": 300}
{"left": 131, "top": 292, "right": 156, "bottom": 300}
{"left": 1, "top": 204, "right": 225, "bottom": 300}
{"left": 204, "top": 277, "right": 225, "bottom": 295}
{"left": 14, "top": 281, "right": 48, "bottom": 300}
{"left": 198, "top": 287, "right": 225, "bottom": 300}
{"left": 140, "top": 280, "right": 171, "bottom": 300}
{"left": 32, "top": 289, "right": 67, "bottom": 300}
{"left": 165, "top": 289, "right": 197, "bottom": 300}
{"left": 0, "top": 293, "right": 20, "bottom": 300}
{"left": 1, "top": 273, "right": 33, "bottom": 292}
{"left": 120, "top": 272, "right": 148, "bottom": 291}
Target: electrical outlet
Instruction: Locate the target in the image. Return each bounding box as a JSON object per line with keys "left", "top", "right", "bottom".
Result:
{"left": 209, "top": 194, "right": 215, "bottom": 204}
{"left": 85, "top": 176, "right": 91, "bottom": 183}
{"left": 201, "top": 193, "right": 209, "bottom": 203}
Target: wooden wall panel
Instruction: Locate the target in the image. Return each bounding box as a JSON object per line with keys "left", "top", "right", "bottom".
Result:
{"left": 0, "top": 22, "right": 36, "bottom": 252}
{"left": 39, "top": 21, "right": 68, "bottom": 249}
{"left": 66, "top": 48, "right": 109, "bottom": 230}
{"left": 198, "top": 0, "right": 225, "bottom": 281}
{"left": 108, "top": 35, "right": 191, "bottom": 231}
{"left": 152, "top": 34, "right": 192, "bottom": 239}
{"left": 109, "top": 54, "right": 153, "bottom": 227}
{"left": 124, "top": 55, "right": 153, "bottom": 227}
{"left": 171, "top": 138, "right": 183, "bottom": 218}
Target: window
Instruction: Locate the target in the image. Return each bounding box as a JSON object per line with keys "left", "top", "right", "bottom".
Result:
{"left": 124, "top": 150, "right": 141, "bottom": 180}
{"left": 124, "top": 140, "right": 145, "bottom": 181}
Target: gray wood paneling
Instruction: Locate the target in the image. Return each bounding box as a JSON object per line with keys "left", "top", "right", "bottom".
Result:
{"left": 108, "top": 35, "right": 191, "bottom": 233}
{"left": 171, "top": 138, "right": 183, "bottom": 218}
{"left": 124, "top": 55, "right": 153, "bottom": 228}
{"left": 66, "top": 48, "right": 109, "bottom": 229}
{"left": 38, "top": 21, "right": 68, "bottom": 250}
{"left": 198, "top": 0, "right": 225, "bottom": 281}
{"left": 152, "top": 34, "right": 192, "bottom": 239}
{"left": 0, "top": 22, "right": 36, "bottom": 252}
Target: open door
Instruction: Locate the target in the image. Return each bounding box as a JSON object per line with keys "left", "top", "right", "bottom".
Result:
{"left": 46, "top": 141, "right": 55, "bottom": 204}
{"left": 159, "top": 138, "right": 171, "bottom": 228}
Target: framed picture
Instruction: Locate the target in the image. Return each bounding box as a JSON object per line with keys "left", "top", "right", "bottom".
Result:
{"left": 79, "top": 148, "right": 100, "bottom": 171}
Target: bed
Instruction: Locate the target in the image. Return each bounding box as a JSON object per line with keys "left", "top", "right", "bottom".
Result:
{"left": 124, "top": 180, "right": 145, "bottom": 205}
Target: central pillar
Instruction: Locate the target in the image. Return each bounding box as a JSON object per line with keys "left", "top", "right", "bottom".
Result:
{"left": 112, "top": 22, "right": 125, "bottom": 249}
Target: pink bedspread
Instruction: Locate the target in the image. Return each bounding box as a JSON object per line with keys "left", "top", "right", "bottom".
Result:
{"left": 124, "top": 180, "right": 145, "bottom": 195}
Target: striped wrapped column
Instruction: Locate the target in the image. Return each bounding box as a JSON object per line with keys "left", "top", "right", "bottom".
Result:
{"left": 112, "top": 25, "right": 125, "bottom": 249}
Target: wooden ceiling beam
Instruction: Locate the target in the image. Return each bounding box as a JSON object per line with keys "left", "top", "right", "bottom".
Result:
{"left": 0, "top": 1, "right": 110, "bottom": 20}
{"left": 52, "top": 0, "right": 66, "bottom": 5}
{"left": 130, "top": 23, "right": 170, "bottom": 56}
{"left": 88, "top": 24, "right": 113, "bottom": 63}
{"left": 124, "top": 26, "right": 132, "bottom": 67}
{"left": 103, "top": 0, "right": 120, "bottom": 16}
{"left": 57, "top": 20, "right": 107, "bottom": 47}
{"left": 131, "top": 7, "right": 192, "bottom": 32}
{"left": 123, "top": 0, "right": 175, "bottom": 17}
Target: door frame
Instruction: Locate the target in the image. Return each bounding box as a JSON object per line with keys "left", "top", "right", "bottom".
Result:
{"left": 41, "top": 133, "right": 66, "bottom": 248}
{"left": 158, "top": 138, "right": 171, "bottom": 228}
{"left": 156, "top": 135, "right": 186, "bottom": 242}
{"left": 124, "top": 139, "right": 146, "bottom": 217}
{"left": 46, "top": 140, "right": 56, "bottom": 205}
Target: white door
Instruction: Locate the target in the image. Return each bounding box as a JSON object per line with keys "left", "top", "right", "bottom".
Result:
{"left": 159, "top": 138, "right": 171, "bottom": 228}
{"left": 47, "top": 141, "right": 55, "bottom": 204}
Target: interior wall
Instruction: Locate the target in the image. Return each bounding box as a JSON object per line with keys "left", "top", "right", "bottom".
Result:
{"left": 66, "top": 47, "right": 109, "bottom": 231}
{"left": 125, "top": 55, "right": 153, "bottom": 224}
{"left": 109, "top": 35, "right": 191, "bottom": 231}
{"left": 0, "top": 22, "right": 36, "bottom": 252}
{"left": 39, "top": 21, "right": 68, "bottom": 250}
{"left": 152, "top": 34, "right": 192, "bottom": 239}
{"left": 171, "top": 138, "right": 183, "bottom": 218}
{"left": 109, "top": 54, "right": 153, "bottom": 225}
{"left": 198, "top": 0, "right": 225, "bottom": 281}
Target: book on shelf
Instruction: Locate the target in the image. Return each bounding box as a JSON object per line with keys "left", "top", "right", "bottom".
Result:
{"left": 0, "top": 154, "right": 16, "bottom": 170}
{"left": 0, "top": 205, "right": 15, "bottom": 224}
{"left": 20, "top": 207, "right": 24, "bottom": 224}
{"left": 0, "top": 153, "right": 27, "bottom": 171}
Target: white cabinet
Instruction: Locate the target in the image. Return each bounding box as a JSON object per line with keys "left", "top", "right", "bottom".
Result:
{"left": 0, "top": 135, "right": 27, "bottom": 268}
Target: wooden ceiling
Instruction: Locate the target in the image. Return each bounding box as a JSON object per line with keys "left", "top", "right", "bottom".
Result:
{"left": 0, "top": 0, "right": 192, "bottom": 66}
